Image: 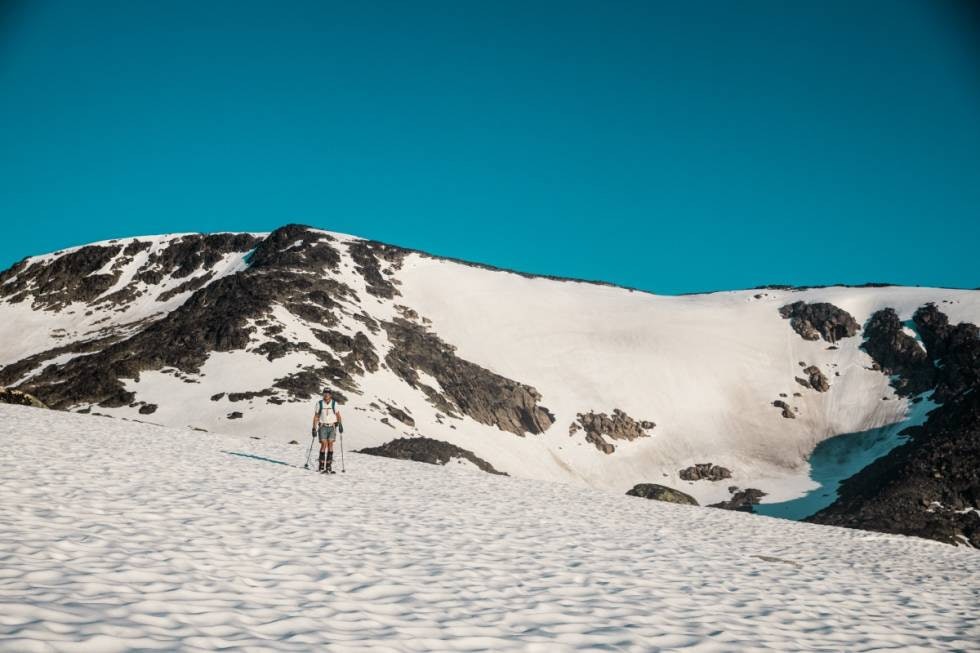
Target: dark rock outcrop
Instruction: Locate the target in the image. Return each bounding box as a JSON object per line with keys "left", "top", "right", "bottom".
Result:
{"left": 357, "top": 437, "right": 506, "bottom": 475}
{"left": 626, "top": 484, "right": 699, "bottom": 506}
{"left": 914, "top": 304, "right": 980, "bottom": 403}
{"left": 574, "top": 410, "right": 655, "bottom": 454}
{"left": 0, "top": 387, "right": 47, "bottom": 409}
{"left": 861, "top": 308, "right": 934, "bottom": 397}
{"left": 710, "top": 488, "right": 767, "bottom": 512}
{"left": 772, "top": 400, "right": 795, "bottom": 419}
{"left": 808, "top": 388, "right": 980, "bottom": 547}
{"left": 346, "top": 240, "right": 407, "bottom": 299}
{"left": 384, "top": 403, "right": 415, "bottom": 427}
{"left": 796, "top": 365, "right": 830, "bottom": 392}
{"left": 0, "top": 244, "right": 124, "bottom": 310}
{"left": 809, "top": 307, "right": 980, "bottom": 546}
{"left": 778, "top": 302, "right": 860, "bottom": 343}
{"left": 679, "top": 463, "right": 732, "bottom": 482}
{"left": 383, "top": 318, "right": 554, "bottom": 436}
{"left": 12, "top": 226, "right": 368, "bottom": 409}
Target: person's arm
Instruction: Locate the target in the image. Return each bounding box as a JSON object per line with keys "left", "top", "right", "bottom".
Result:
{"left": 336, "top": 410, "right": 343, "bottom": 433}
{"left": 312, "top": 405, "right": 320, "bottom": 434}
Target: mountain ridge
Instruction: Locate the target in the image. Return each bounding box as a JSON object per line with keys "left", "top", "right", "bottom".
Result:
{"left": 2, "top": 223, "right": 978, "bottom": 545}
{"left": 7, "top": 223, "right": 971, "bottom": 298}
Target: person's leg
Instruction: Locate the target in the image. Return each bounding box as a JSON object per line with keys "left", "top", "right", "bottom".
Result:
{"left": 325, "top": 428, "right": 336, "bottom": 471}
{"left": 318, "top": 433, "right": 327, "bottom": 471}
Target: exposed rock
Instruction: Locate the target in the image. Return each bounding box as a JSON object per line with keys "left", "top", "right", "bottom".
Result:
{"left": 0, "top": 245, "right": 124, "bottom": 310}
{"left": 346, "top": 240, "right": 407, "bottom": 299}
{"left": 247, "top": 224, "right": 339, "bottom": 270}
{"left": 138, "top": 404, "right": 157, "bottom": 415}
{"left": 384, "top": 403, "right": 415, "bottom": 427}
{"left": 227, "top": 390, "right": 275, "bottom": 402}
{"left": 383, "top": 318, "right": 554, "bottom": 436}
{"left": 274, "top": 367, "right": 353, "bottom": 401}
{"left": 772, "top": 400, "right": 795, "bottom": 419}
{"left": 679, "top": 463, "right": 732, "bottom": 482}
{"left": 626, "top": 484, "right": 699, "bottom": 506}
{"left": 912, "top": 303, "right": 953, "bottom": 361}
{"left": 0, "top": 387, "right": 47, "bottom": 409}
{"left": 574, "top": 410, "right": 655, "bottom": 454}
{"left": 799, "top": 365, "right": 830, "bottom": 392}
{"left": 778, "top": 301, "right": 860, "bottom": 343}
{"left": 809, "top": 307, "right": 980, "bottom": 546}
{"left": 13, "top": 226, "right": 371, "bottom": 410}
{"left": 710, "top": 488, "right": 767, "bottom": 512}
{"left": 914, "top": 304, "right": 980, "bottom": 403}
{"left": 227, "top": 411, "right": 243, "bottom": 419}
{"left": 0, "top": 334, "right": 123, "bottom": 388}
{"left": 358, "top": 437, "right": 506, "bottom": 475}
{"left": 156, "top": 271, "right": 215, "bottom": 302}
{"left": 861, "top": 308, "right": 934, "bottom": 397}
{"left": 808, "top": 388, "right": 980, "bottom": 547}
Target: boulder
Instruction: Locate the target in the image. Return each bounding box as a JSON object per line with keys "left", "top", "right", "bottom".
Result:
{"left": 710, "top": 488, "right": 767, "bottom": 512}
{"left": 679, "top": 463, "right": 733, "bottom": 482}
{"left": 626, "top": 484, "right": 699, "bottom": 506}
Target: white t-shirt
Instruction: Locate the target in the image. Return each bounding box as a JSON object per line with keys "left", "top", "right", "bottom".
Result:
{"left": 315, "top": 399, "right": 339, "bottom": 425}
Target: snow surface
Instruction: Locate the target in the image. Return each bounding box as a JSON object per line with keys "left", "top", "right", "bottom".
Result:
{"left": 3, "top": 230, "right": 980, "bottom": 513}
{"left": 1, "top": 404, "right": 978, "bottom": 652}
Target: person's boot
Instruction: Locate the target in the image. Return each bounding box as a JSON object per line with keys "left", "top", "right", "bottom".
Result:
{"left": 325, "top": 451, "right": 334, "bottom": 474}
{"left": 318, "top": 451, "right": 326, "bottom": 472}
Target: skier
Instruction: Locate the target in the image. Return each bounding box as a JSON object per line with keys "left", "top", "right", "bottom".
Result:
{"left": 312, "top": 388, "right": 343, "bottom": 473}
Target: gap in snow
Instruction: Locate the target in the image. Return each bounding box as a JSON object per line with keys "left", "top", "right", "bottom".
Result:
{"left": 755, "top": 393, "right": 937, "bottom": 520}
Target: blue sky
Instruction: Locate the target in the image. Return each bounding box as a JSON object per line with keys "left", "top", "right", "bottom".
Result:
{"left": 1, "top": 1, "right": 978, "bottom": 293}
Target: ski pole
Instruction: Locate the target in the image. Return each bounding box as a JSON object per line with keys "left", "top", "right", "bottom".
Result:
{"left": 340, "top": 428, "right": 346, "bottom": 473}
{"left": 303, "top": 433, "right": 315, "bottom": 469}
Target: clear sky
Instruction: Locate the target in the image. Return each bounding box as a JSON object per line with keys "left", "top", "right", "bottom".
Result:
{"left": 1, "top": 1, "right": 978, "bottom": 294}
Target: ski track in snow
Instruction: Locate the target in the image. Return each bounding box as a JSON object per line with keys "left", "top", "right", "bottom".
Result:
{"left": 1, "top": 405, "right": 978, "bottom": 652}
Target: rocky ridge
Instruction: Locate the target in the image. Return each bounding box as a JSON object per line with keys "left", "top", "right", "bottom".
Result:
{"left": 357, "top": 437, "right": 507, "bottom": 475}
{"left": 1, "top": 225, "right": 555, "bottom": 441}
{"left": 808, "top": 305, "right": 980, "bottom": 546}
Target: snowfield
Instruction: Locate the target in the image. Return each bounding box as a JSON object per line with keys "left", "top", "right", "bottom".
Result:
{"left": 3, "top": 227, "right": 980, "bottom": 513}
{"left": 1, "top": 404, "right": 977, "bottom": 652}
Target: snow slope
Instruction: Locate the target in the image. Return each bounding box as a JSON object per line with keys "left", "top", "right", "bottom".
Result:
{"left": 2, "top": 226, "right": 979, "bottom": 512}
{"left": 1, "top": 404, "right": 978, "bottom": 652}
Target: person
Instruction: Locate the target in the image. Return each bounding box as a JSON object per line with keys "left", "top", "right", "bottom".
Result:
{"left": 312, "top": 388, "right": 343, "bottom": 473}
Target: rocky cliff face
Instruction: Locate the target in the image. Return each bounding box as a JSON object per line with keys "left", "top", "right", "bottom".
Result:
{"left": 0, "top": 225, "right": 555, "bottom": 439}
{"left": 860, "top": 308, "right": 934, "bottom": 397}
{"left": 808, "top": 305, "right": 980, "bottom": 546}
